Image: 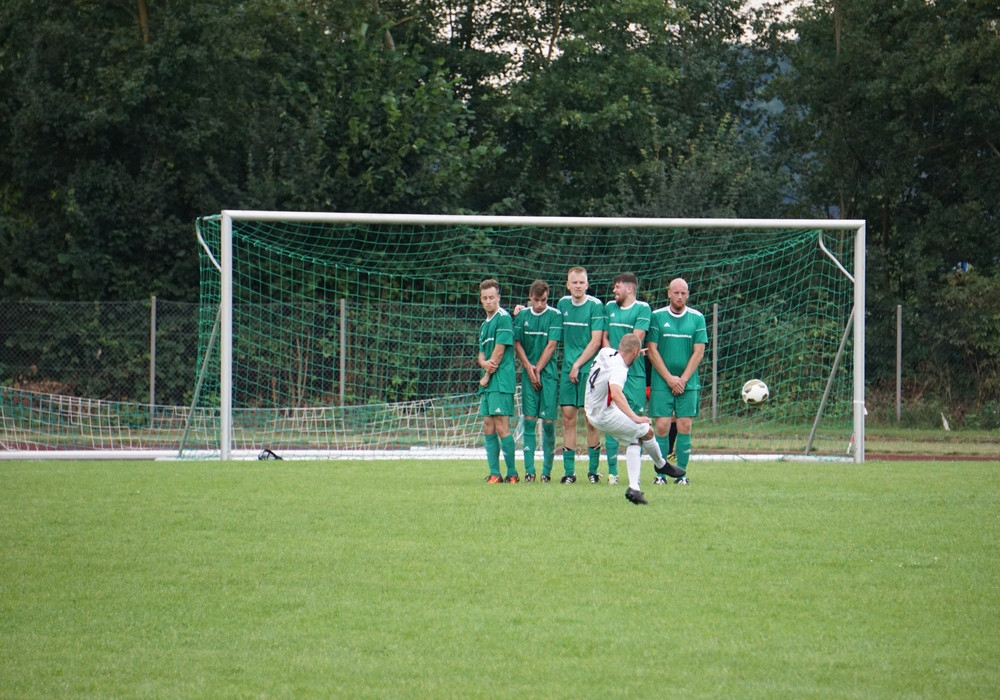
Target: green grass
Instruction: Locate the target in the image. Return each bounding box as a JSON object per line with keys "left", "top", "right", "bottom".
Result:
{"left": 2, "top": 459, "right": 998, "bottom": 698}
{"left": 865, "top": 425, "right": 1000, "bottom": 457}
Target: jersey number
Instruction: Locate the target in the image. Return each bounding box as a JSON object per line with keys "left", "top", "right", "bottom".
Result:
{"left": 588, "top": 369, "right": 613, "bottom": 407}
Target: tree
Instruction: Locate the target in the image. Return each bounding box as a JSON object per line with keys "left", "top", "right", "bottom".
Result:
{"left": 770, "top": 0, "right": 999, "bottom": 274}
{"left": 0, "top": 0, "right": 489, "bottom": 301}
{"left": 767, "top": 0, "right": 1000, "bottom": 404}
{"left": 936, "top": 270, "right": 1000, "bottom": 407}
{"left": 418, "top": 0, "right": 788, "bottom": 216}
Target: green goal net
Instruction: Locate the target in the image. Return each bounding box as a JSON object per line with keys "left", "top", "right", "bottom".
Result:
{"left": 185, "top": 213, "right": 863, "bottom": 461}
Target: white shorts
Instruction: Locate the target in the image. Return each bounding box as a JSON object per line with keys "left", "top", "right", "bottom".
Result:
{"left": 585, "top": 408, "right": 649, "bottom": 444}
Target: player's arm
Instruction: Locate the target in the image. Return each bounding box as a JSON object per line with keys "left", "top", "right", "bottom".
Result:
{"left": 514, "top": 340, "right": 532, "bottom": 372}
{"left": 580, "top": 329, "right": 603, "bottom": 364}
{"left": 535, "top": 340, "right": 559, "bottom": 389}
{"left": 488, "top": 342, "right": 506, "bottom": 369}
{"left": 484, "top": 316, "right": 514, "bottom": 375}
{"left": 645, "top": 340, "right": 673, "bottom": 383}
{"left": 478, "top": 350, "right": 496, "bottom": 373}
{"left": 534, "top": 340, "right": 558, "bottom": 377}
{"left": 479, "top": 342, "right": 508, "bottom": 387}
{"left": 514, "top": 340, "right": 539, "bottom": 387}
{"left": 570, "top": 329, "right": 603, "bottom": 381}
{"left": 479, "top": 343, "right": 506, "bottom": 374}
{"left": 601, "top": 330, "right": 611, "bottom": 348}
{"left": 477, "top": 350, "right": 492, "bottom": 387}
{"left": 676, "top": 343, "right": 705, "bottom": 387}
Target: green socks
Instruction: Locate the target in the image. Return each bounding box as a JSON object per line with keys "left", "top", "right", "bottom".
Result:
{"left": 485, "top": 433, "right": 500, "bottom": 476}
{"left": 522, "top": 418, "right": 537, "bottom": 474}
{"left": 676, "top": 432, "right": 691, "bottom": 469}
{"left": 605, "top": 435, "right": 619, "bottom": 476}
{"left": 501, "top": 434, "right": 516, "bottom": 477}
{"left": 562, "top": 447, "right": 575, "bottom": 476}
{"left": 656, "top": 434, "right": 670, "bottom": 462}
{"left": 588, "top": 446, "right": 601, "bottom": 474}
{"left": 542, "top": 421, "right": 555, "bottom": 475}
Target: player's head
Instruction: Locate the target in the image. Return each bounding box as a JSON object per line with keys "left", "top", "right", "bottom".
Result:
{"left": 668, "top": 278, "right": 689, "bottom": 312}
{"left": 480, "top": 279, "right": 501, "bottom": 314}
{"left": 566, "top": 266, "right": 588, "bottom": 299}
{"left": 528, "top": 279, "right": 549, "bottom": 313}
{"left": 617, "top": 332, "right": 643, "bottom": 365}
{"left": 612, "top": 273, "right": 638, "bottom": 304}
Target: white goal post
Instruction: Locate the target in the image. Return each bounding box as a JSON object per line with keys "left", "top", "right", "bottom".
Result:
{"left": 206, "top": 211, "right": 866, "bottom": 463}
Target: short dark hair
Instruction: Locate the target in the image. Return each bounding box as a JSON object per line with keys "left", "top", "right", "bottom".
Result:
{"left": 613, "top": 272, "right": 638, "bottom": 290}
{"left": 480, "top": 279, "right": 500, "bottom": 294}
{"left": 528, "top": 280, "right": 549, "bottom": 298}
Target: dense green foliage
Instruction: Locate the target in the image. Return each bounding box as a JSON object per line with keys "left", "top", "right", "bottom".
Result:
{"left": 1, "top": 0, "right": 998, "bottom": 412}
{"left": 765, "top": 0, "right": 1000, "bottom": 413}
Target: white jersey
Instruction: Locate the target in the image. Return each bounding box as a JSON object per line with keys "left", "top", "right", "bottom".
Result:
{"left": 586, "top": 347, "right": 651, "bottom": 444}
{"left": 585, "top": 347, "right": 630, "bottom": 418}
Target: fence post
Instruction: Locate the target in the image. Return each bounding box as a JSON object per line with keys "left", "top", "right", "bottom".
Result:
{"left": 150, "top": 295, "right": 157, "bottom": 419}
{"left": 896, "top": 304, "right": 902, "bottom": 423}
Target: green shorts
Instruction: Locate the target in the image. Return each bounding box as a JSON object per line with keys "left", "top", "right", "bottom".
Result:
{"left": 649, "top": 388, "right": 699, "bottom": 419}
{"left": 559, "top": 373, "right": 587, "bottom": 408}
{"left": 521, "top": 377, "right": 559, "bottom": 421}
{"left": 624, "top": 378, "right": 647, "bottom": 416}
{"left": 479, "top": 392, "right": 515, "bottom": 418}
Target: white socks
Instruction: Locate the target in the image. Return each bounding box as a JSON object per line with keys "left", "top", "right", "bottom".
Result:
{"left": 626, "top": 444, "right": 642, "bottom": 490}
{"left": 626, "top": 439, "right": 667, "bottom": 490}
{"left": 642, "top": 436, "right": 665, "bottom": 466}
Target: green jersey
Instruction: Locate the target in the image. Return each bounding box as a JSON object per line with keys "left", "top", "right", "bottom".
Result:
{"left": 647, "top": 305, "right": 708, "bottom": 391}
{"left": 556, "top": 294, "right": 606, "bottom": 376}
{"left": 479, "top": 307, "right": 516, "bottom": 394}
{"left": 605, "top": 299, "right": 652, "bottom": 403}
{"left": 513, "top": 305, "right": 563, "bottom": 380}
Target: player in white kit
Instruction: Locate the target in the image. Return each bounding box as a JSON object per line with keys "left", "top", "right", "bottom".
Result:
{"left": 584, "top": 333, "right": 685, "bottom": 504}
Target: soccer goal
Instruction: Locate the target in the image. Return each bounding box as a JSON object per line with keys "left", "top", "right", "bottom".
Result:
{"left": 178, "top": 211, "right": 866, "bottom": 463}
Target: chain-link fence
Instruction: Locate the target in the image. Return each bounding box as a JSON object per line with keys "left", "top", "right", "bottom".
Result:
{"left": 4, "top": 296, "right": 999, "bottom": 431}
{"left": 0, "top": 299, "right": 199, "bottom": 406}
{"left": 864, "top": 297, "right": 1000, "bottom": 430}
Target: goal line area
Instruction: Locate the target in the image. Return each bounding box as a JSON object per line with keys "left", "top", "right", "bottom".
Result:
{"left": 2, "top": 384, "right": 854, "bottom": 461}
{"left": 2, "top": 213, "right": 866, "bottom": 462}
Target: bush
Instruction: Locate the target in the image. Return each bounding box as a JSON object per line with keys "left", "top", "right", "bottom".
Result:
{"left": 964, "top": 401, "right": 1000, "bottom": 431}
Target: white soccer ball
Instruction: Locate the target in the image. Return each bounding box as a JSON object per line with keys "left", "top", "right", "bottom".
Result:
{"left": 742, "top": 379, "right": 769, "bottom": 406}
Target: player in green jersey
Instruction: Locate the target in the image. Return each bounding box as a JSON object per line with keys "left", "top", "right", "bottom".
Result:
{"left": 478, "top": 279, "right": 518, "bottom": 483}
{"left": 513, "top": 280, "right": 563, "bottom": 482}
{"left": 601, "top": 273, "right": 652, "bottom": 485}
{"left": 646, "top": 278, "right": 707, "bottom": 484}
{"left": 556, "top": 267, "right": 607, "bottom": 483}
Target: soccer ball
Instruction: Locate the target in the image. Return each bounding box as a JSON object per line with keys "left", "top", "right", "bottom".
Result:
{"left": 742, "top": 379, "right": 769, "bottom": 406}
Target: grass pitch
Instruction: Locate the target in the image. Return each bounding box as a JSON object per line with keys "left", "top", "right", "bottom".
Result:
{"left": 2, "top": 458, "right": 998, "bottom": 698}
